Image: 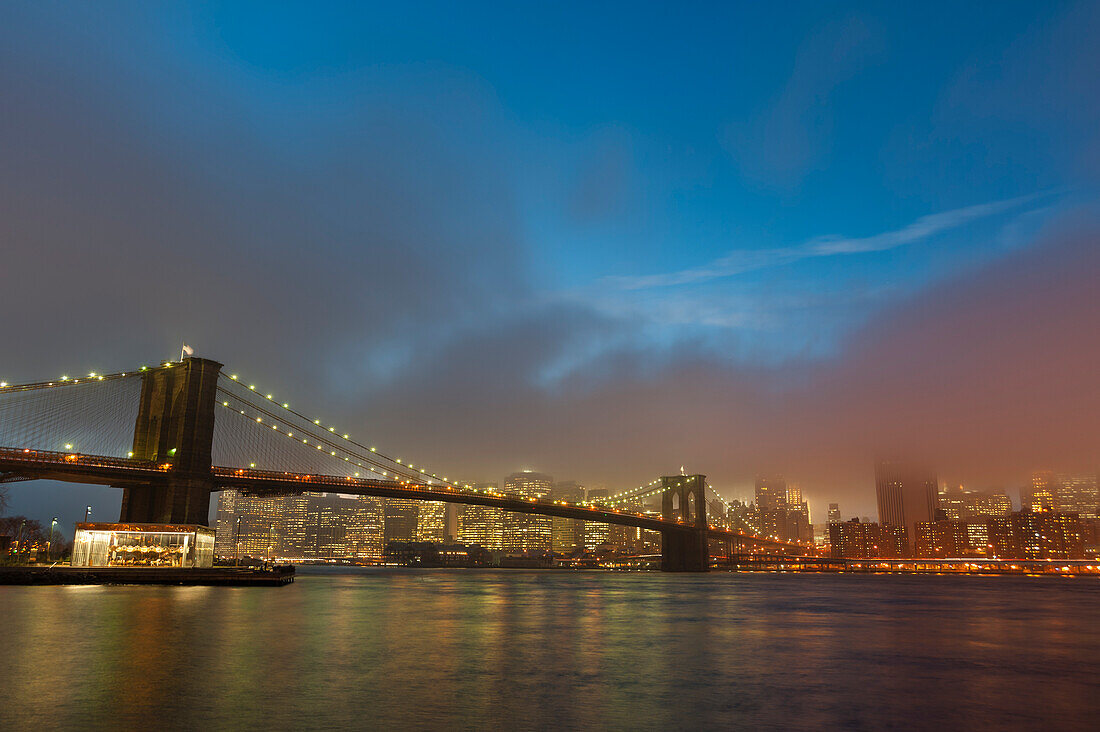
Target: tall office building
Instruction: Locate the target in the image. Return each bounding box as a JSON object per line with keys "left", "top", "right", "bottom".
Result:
{"left": 583, "top": 520, "right": 611, "bottom": 553}
{"left": 938, "top": 485, "right": 1013, "bottom": 521}
{"left": 215, "top": 491, "right": 385, "bottom": 560}
{"left": 384, "top": 499, "right": 420, "bottom": 545}
{"left": 551, "top": 480, "right": 585, "bottom": 555}
{"left": 458, "top": 483, "right": 504, "bottom": 550}
{"left": 755, "top": 475, "right": 787, "bottom": 511}
{"left": 827, "top": 503, "right": 841, "bottom": 524}
{"left": 416, "top": 501, "right": 447, "bottom": 542}
{"left": 343, "top": 496, "right": 385, "bottom": 559}
{"left": 1027, "top": 471, "right": 1058, "bottom": 512}
{"left": 875, "top": 460, "right": 937, "bottom": 554}
{"left": 502, "top": 471, "right": 553, "bottom": 553}
{"left": 214, "top": 490, "right": 285, "bottom": 558}
{"left": 1056, "top": 474, "right": 1099, "bottom": 519}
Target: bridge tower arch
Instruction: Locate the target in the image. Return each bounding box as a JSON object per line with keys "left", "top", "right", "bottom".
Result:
{"left": 660, "top": 474, "right": 709, "bottom": 572}
{"left": 118, "top": 357, "right": 222, "bottom": 525}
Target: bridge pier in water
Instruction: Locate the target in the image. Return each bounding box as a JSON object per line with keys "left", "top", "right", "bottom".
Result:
{"left": 118, "top": 358, "right": 223, "bottom": 525}
{"left": 660, "top": 474, "right": 709, "bottom": 572}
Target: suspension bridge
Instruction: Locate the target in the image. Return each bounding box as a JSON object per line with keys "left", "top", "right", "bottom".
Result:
{"left": 0, "top": 357, "right": 814, "bottom": 571}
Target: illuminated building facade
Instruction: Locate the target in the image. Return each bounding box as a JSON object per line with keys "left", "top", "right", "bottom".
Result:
{"left": 829, "top": 519, "right": 908, "bottom": 559}
{"left": 914, "top": 520, "right": 971, "bottom": 557}
{"left": 938, "top": 486, "right": 1013, "bottom": 521}
{"left": 583, "top": 520, "right": 611, "bottom": 553}
{"left": 458, "top": 483, "right": 504, "bottom": 550}
{"left": 416, "top": 501, "right": 447, "bottom": 542}
{"left": 986, "top": 511, "right": 1084, "bottom": 559}
{"left": 343, "top": 497, "right": 385, "bottom": 559}
{"left": 551, "top": 480, "right": 585, "bottom": 555}
{"left": 502, "top": 471, "right": 553, "bottom": 553}
{"left": 1026, "top": 471, "right": 1058, "bottom": 512}
{"left": 214, "top": 490, "right": 386, "bottom": 560}
{"left": 827, "top": 503, "right": 841, "bottom": 524}
{"left": 1055, "top": 474, "right": 1099, "bottom": 519}
{"left": 73, "top": 523, "right": 214, "bottom": 568}
{"left": 755, "top": 475, "right": 786, "bottom": 511}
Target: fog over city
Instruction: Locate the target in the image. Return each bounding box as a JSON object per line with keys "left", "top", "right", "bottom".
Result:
{"left": 2, "top": 3, "right": 1098, "bottom": 528}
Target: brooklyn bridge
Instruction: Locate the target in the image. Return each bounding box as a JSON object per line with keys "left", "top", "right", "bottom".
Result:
{"left": 0, "top": 357, "right": 814, "bottom": 571}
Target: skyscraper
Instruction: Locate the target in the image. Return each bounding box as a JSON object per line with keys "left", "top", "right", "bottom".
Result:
{"left": 1027, "top": 471, "right": 1058, "bottom": 512}
{"left": 458, "top": 483, "right": 504, "bottom": 550}
{"left": 416, "top": 501, "right": 447, "bottom": 542}
{"left": 755, "top": 475, "right": 787, "bottom": 511}
{"left": 875, "top": 460, "right": 937, "bottom": 554}
{"left": 383, "top": 499, "right": 419, "bottom": 546}
{"left": 1056, "top": 474, "right": 1099, "bottom": 519}
{"left": 550, "top": 480, "right": 585, "bottom": 555}
{"left": 827, "top": 503, "right": 841, "bottom": 524}
{"left": 502, "top": 471, "right": 553, "bottom": 553}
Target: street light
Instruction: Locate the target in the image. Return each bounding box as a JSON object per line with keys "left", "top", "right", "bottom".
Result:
{"left": 48, "top": 517, "right": 57, "bottom": 561}
{"left": 84, "top": 505, "right": 92, "bottom": 523}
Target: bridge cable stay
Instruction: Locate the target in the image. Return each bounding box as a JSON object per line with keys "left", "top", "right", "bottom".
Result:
{"left": 213, "top": 374, "right": 479, "bottom": 494}
{"left": 0, "top": 372, "right": 143, "bottom": 458}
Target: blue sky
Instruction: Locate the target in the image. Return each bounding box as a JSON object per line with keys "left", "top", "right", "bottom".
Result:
{"left": 177, "top": 1, "right": 1090, "bottom": 363}
{"left": 1, "top": 1, "right": 1098, "bottom": 526}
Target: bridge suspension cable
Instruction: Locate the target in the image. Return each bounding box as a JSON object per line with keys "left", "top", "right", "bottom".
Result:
{"left": 213, "top": 372, "right": 471, "bottom": 492}
{"left": 0, "top": 370, "right": 144, "bottom": 458}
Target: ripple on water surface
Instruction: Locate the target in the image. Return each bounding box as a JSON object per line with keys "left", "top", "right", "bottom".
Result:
{"left": 1, "top": 570, "right": 1098, "bottom": 730}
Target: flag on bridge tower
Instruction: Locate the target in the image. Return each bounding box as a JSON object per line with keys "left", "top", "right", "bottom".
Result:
{"left": 180, "top": 343, "right": 194, "bottom": 360}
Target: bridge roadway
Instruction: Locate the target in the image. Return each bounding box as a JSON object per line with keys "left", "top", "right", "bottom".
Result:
{"left": 0, "top": 447, "right": 812, "bottom": 554}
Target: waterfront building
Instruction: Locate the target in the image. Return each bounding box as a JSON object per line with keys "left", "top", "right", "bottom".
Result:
{"left": 829, "top": 519, "right": 907, "bottom": 559}
{"left": 502, "top": 471, "right": 553, "bottom": 553}
{"left": 214, "top": 490, "right": 385, "bottom": 560}
{"left": 986, "top": 511, "right": 1084, "bottom": 559}
{"left": 875, "top": 460, "right": 937, "bottom": 554}
{"left": 914, "top": 520, "right": 971, "bottom": 557}
{"left": 214, "top": 490, "right": 285, "bottom": 558}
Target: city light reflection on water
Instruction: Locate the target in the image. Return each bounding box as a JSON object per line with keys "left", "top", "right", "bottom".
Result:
{"left": 1, "top": 571, "right": 1098, "bottom": 729}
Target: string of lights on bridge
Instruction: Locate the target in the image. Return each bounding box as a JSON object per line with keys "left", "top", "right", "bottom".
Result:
{"left": 0, "top": 362, "right": 676, "bottom": 509}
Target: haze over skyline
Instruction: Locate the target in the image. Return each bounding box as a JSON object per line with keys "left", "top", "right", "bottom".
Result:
{"left": 2, "top": 1, "right": 1098, "bottom": 528}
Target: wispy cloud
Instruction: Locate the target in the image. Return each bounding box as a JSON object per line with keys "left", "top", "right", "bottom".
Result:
{"left": 606, "top": 193, "right": 1049, "bottom": 291}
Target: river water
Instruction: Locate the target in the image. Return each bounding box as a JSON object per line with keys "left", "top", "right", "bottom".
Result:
{"left": 1, "top": 569, "right": 1097, "bottom": 730}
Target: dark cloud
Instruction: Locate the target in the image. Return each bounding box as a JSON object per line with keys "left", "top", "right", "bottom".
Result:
{"left": 352, "top": 214, "right": 1099, "bottom": 520}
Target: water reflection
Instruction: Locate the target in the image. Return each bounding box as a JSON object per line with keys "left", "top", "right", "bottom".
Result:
{"left": 1, "top": 571, "right": 1098, "bottom": 729}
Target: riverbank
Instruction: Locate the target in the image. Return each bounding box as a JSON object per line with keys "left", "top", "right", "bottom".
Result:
{"left": 0, "top": 564, "right": 295, "bottom": 586}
